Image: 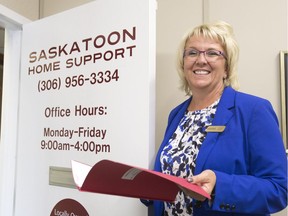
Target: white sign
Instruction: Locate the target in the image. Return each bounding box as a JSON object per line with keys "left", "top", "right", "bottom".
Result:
{"left": 15, "top": 0, "right": 156, "bottom": 215}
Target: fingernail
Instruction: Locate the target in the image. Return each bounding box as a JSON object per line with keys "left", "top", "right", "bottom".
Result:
{"left": 187, "top": 177, "right": 193, "bottom": 182}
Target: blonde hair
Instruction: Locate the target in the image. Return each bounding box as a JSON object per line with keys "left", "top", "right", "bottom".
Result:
{"left": 176, "top": 21, "right": 240, "bottom": 95}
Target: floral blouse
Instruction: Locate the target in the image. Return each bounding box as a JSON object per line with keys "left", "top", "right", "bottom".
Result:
{"left": 160, "top": 99, "right": 219, "bottom": 216}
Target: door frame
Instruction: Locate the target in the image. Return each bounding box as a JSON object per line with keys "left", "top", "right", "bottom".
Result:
{"left": 0, "top": 4, "right": 30, "bottom": 215}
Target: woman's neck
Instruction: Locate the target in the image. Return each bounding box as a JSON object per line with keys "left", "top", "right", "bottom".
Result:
{"left": 188, "top": 86, "right": 224, "bottom": 111}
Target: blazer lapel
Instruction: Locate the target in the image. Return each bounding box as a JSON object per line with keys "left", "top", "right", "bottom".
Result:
{"left": 194, "top": 87, "right": 236, "bottom": 174}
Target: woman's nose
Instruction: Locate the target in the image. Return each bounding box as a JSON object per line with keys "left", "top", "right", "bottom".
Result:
{"left": 196, "top": 53, "right": 207, "bottom": 64}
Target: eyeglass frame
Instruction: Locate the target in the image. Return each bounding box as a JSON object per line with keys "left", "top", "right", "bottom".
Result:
{"left": 183, "top": 48, "right": 227, "bottom": 62}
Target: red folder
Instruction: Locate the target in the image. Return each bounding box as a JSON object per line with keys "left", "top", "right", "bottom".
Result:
{"left": 71, "top": 160, "right": 210, "bottom": 202}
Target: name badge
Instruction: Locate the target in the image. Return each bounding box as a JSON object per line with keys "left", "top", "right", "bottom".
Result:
{"left": 206, "top": 126, "right": 226, "bottom": 132}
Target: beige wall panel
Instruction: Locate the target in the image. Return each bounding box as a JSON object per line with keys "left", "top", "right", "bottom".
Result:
{"left": 156, "top": 0, "right": 203, "bottom": 149}
{"left": 0, "top": 0, "right": 38, "bottom": 20}
{"left": 207, "top": 0, "right": 287, "bottom": 121}
{"left": 41, "top": 0, "right": 94, "bottom": 17}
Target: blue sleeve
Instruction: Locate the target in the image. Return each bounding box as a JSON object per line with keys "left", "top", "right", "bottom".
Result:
{"left": 211, "top": 100, "right": 287, "bottom": 214}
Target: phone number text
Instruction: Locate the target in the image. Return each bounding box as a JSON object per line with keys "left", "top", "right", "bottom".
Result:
{"left": 38, "top": 69, "right": 119, "bottom": 92}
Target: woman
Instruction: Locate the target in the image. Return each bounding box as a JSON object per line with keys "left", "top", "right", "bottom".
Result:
{"left": 148, "top": 21, "right": 287, "bottom": 216}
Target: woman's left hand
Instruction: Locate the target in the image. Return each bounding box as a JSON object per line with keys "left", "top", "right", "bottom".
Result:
{"left": 180, "top": 169, "right": 216, "bottom": 201}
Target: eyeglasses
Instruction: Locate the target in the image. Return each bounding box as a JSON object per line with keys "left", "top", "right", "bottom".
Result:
{"left": 183, "top": 49, "right": 227, "bottom": 63}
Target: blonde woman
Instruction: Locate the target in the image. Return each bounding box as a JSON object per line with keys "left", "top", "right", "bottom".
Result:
{"left": 143, "top": 21, "right": 287, "bottom": 216}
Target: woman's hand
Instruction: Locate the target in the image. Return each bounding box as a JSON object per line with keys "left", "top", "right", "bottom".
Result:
{"left": 180, "top": 170, "right": 216, "bottom": 201}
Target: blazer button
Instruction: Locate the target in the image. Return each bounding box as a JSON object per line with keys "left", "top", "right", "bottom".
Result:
{"left": 231, "top": 204, "right": 236, "bottom": 211}
{"left": 220, "top": 203, "right": 225, "bottom": 210}
{"left": 225, "top": 204, "right": 230, "bottom": 210}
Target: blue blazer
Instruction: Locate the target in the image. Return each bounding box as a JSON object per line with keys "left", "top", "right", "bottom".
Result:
{"left": 152, "top": 87, "right": 287, "bottom": 216}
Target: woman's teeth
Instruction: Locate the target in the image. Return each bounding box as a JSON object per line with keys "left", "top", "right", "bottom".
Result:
{"left": 194, "top": 70, "right": 209, "bottom": 75}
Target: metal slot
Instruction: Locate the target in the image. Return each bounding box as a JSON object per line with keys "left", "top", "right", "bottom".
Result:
{"left": 49, "top": 166, "right": 76, "bottom": 189}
